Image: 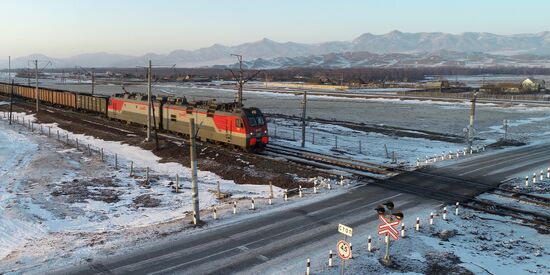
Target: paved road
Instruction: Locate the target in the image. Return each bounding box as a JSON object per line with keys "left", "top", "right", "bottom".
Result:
{"left": 58, "top": 143, "right": 550, "bottom": 275}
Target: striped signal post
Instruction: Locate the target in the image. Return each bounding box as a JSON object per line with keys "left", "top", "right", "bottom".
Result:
{"left": 306, "top": 258, "right": 310, "bottom": 275}
{"left": 251, "top": 198, "right": 255, "bottom": 210}
{"left": 443, "top": 207, "right": 447, "bottom": 220}
{"left": 328, "top": 250, "right": 333, "bottom": 267}
{"left": 401, "top": 223, "right": 405, "bottom": 237}
{"left": 525, "top": 176, "right": 529, "bottom": 187}
{"left": 415, "top": 217, "right": 420, "bottom": 231}
{"left": 455, "top": 202, "right": 459, "bottom": 215}
{"left": 233, "top": 201, "right": 237, "bottom": 214}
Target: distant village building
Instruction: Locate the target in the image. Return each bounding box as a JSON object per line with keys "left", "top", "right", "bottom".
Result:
{"left": 480, "top": 83, "right": 521, "bottom": 93}
{"left": 421, "top": 80, "right": 450, "bottom": 90}
{"left": 521, "top": 78, "right": 545, "bottom": 92}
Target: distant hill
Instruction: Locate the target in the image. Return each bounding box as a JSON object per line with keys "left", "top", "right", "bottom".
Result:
{"left": 2, "top": 31, "right": 550, "bottom": 69}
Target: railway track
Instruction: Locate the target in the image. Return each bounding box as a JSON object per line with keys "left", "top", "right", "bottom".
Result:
{"left": 264, "top": 143, "right": 396, "bottom": 177}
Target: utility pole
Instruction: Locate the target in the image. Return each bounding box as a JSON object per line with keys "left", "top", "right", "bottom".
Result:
{"left": 8, "top": 56, "right": 10, "bottom": 84}
{"left": 503, "top": 119, "right": 508, "bottom": 140}
{"left": 232, "top": 54, "right": 244, "bottom": 107}
{"left": 189, "top": 117, "right": 200, "bottom": 224}
{"left": 467, "top": 92, "right": 477, "bottom": 152}
{"left": 9, "top": 80, "right": 14, "bottom": 125}
{"left": 146, "top": 60, "right": 152, "bottom": 142}
{"left": 301, "top": 91, "right": 307, "bottom": 148}
{"left": 228, "top": 54, "right": 262, "bottom": 108}
{"left": 91, "top": 68, "right": 95, "bottom": 95}
{"left": 34, "top": 60, "right": 39, "bottom": 112}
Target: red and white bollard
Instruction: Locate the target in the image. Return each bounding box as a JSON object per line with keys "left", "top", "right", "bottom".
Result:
{"left": 233, "top": 201, "right": 237, "bottom": 214}
{"left": 299, "top": 185, "right": 303, "bottom": 198}
{"left": 541, "top": 170, "right": 544, "bottom": 182}
{"left": 367, "top": 235, "right": 372, "bottom": 252}
{"left": 525, "top": 176, "right": 529, "bottom": 187}
{"left": 306, "top": 258, "right": 310, "bottom": 275}
{"left": 455, "top": 202, "right": 459, "bottom": 215}
{"left": 349, "top": 242, "right": 353, "bottom": 259}
{"left": 213, "top": 208, "right": 218, "bottom": 220}
{"left": 401, "top": 223, "right": 405, "bottom": 237}
{"left": 415, "top": 217, "right": 420, "bottom": 231}
{"left": 429, "top": 212, "right": 434, "bottom": 225}
{"left": 533, "top": 173, "right": 537, "bottom": 184}
{"left": 251, "top": 198, "right": 255, "bottom": 210}
{"left": 328, "top": 250, "right": 333, "bottom": 267}
{"left": 443, "top": 207, "right": 447, "bottom": 220}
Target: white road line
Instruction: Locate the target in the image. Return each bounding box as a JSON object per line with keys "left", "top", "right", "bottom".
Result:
{"left": 146, "top": 193, "right": 403, "bottom": 275}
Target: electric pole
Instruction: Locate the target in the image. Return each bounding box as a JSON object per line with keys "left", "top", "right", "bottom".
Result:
{"left": 7, "top": 56, "right": 10, "bottom": 84}
{"left": 467, "top": 92, "right": 477, "bottom": 152}
{"left": 232, "top": 54, "right": 244, "bottom": 107}
{"left": 189, "top": 117, "right": 200, "bottom": 224}
{"left": 34, "top": 60, "right": 39, "bottom": 112}
{"left": 228, "top": 54, "right": 262, "bottom": 108}
{"left": 147, "top": 60, "right": 152, "bottom": 142}
{"left": 91, "top": 68, "right": 95, "bottom": 95}
{"left": 301, "top": 91, "right": 307, "bottom": 148}
{"left": 9, "top": 80, "right": 14, "bottom": 125}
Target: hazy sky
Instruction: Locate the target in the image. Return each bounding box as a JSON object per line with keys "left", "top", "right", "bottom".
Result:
{"left": 2, "top": 0, "right": 549, "bottom": 58}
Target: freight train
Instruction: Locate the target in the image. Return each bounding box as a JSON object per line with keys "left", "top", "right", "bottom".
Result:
{"left": 0, "top": 82, "right": 269, "bottom": 151}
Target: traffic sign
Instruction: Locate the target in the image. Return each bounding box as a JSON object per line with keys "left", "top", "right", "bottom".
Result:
{"left": 378, "top": 214, "right": 400, "bottom": 240}
{"left": 338, "top": 223, "right": 353, "bottom": 237}
{"left": 337, "top": 240, "right": 351, "bottom": 260}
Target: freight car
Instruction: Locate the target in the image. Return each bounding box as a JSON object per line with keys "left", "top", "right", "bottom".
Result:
{"left": 0, "top": 82, "right": 269, "bottom": 151}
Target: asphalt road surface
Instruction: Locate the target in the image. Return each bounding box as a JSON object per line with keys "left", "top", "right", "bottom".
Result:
{"left": 58, "top": 142, "right": 550, "bottom": 275}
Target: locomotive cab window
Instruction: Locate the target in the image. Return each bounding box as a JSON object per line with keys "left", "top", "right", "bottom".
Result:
{"left": 235, "top": 119, "right": 243, "bottom": 128}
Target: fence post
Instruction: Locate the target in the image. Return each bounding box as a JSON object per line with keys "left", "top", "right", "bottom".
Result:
{"left": 335, "top": 135, "right": 338, "bottom": 149}
{"left": 359, "top": 140, "right": 362, "bottom": 154}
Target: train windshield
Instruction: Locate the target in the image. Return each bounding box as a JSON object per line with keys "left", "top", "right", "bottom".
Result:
{"left": 243, "top": 108, "right": 265, "bottom": 127}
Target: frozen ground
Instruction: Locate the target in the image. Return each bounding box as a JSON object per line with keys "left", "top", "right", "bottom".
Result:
{"left": 258, "top": 203, "right": 549, "bottom": 275}
{"left": 0, "top": 113, "right": 352, "bottom": 273}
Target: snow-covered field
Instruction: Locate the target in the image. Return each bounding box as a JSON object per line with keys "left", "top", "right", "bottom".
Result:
{"left": 0, "top": 112, "right": 352, "bottom": 273}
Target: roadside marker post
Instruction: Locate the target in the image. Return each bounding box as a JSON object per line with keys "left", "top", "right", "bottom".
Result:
{"left": 525, "top": 176, "right": 529, "bottom": 186}
{"left": 540, "top": 170, "right": 544, "bottom": 181}
{"left": 533, "top": 173, "right": 536, "bottom": 184}
{"left": 328, "top": 250, "right": 333, "bottom": 267}
{"left": 367, "top": 235, "right": 372, "bottom": 252}
{"left": 547, "top": 167, "right": 550, "bottom": 179}
{"left": 233, "top": 201, "right": 237, "bottom": 214}
{"left": 443, "top": 207, "right": 447, "bottom": 220}
{"left": 455, "top": 202, "right": 459, "bottom": 215}
{"left": 349, "top": 242, "right": 353, "bottom": 259}
{"left": 284, "top": 189, "right": 288, "bottom": 201}
{"left": 299, "top": 185, "right": 303, "bottom": 198}
{"left": 415, "top": 217, "right": 420, "bottom": 231}
{"left": 429, "top": 212, "right": 434, "bottom": 226}
{"left": 213, "top": 208, "right": 217, "bottom": 220}
{"left": 401, "top": 223, "right": 405, "bottom": 237}
{"left": 251, "top": 198, "right": 255, "bottom": 210}
{"left": 306, "top": 258, "right": 310, "bottom": 275}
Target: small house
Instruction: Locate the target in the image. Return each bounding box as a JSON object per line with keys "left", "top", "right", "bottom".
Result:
{"left": 521, "top": 78, "right": 545, "bottom": 92}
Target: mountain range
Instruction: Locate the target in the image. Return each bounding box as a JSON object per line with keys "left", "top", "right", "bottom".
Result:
{"left": 2, "top": 31, "right": 550, "bottom": 69}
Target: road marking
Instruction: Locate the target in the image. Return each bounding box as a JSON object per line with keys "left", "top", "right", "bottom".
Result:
{"left": 458, "top": 149, "right": 550, "bottom": 176}
{"left": 237, "top": 246, "right": 250, "bottom": 252}
{"left": 146, "top": 193, "right": 404, "bottom": 275}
